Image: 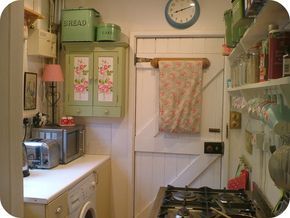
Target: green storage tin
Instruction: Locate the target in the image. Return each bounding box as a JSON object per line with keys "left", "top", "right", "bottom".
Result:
{"left": 232, "top": 0, "right": 253, "bottom": 28}
{"left": 96, "top": 23, "right": 121, "bottom": 42}
{"left": 224, "top": 9, "right": 235, "bottom": 48}
{"left": 232, "top": 23, "right": 250, "bottom": 44}
{"left": 61, "top": 8, "right": 100, "bottom": 42}
{"left": 232, "top": 24, "right": 240, "bottom": 44}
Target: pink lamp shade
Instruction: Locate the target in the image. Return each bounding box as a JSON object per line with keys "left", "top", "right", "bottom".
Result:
{"left": 42, "top": 64, "right": 64, "bottom": 82}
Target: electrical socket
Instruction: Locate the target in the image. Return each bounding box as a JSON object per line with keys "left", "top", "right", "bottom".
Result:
{"left": 204, "top": 142, "right": 224, "bottom": 154}
{"left": 23, "top": 117, "right": 31, "bottom": 126}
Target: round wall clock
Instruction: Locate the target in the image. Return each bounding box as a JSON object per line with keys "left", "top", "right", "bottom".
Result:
{"left": 165, "top": 0, "right": 200, "bottom": 29}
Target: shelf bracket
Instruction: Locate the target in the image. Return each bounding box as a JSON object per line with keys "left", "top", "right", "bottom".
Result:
{"left": 24, "top": 7, "right": 45, "bottom": 28}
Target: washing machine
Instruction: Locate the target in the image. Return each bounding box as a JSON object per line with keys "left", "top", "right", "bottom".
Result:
{"left": 68, "top": 173, "right": 97, "bottom": 218}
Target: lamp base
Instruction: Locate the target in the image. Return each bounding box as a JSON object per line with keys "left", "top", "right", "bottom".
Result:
{"left": 44, "top": 123, "right": 60, "bottom": 128}
{"left": 45, "top": 82, "right": 61, "bottom": 126}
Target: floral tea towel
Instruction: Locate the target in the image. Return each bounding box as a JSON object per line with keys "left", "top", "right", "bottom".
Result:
{"left": 159, "top": 61, "right": 203, "bottom": 133}
{"left": 73, "top": 57, "right": 89, "bottom": 101}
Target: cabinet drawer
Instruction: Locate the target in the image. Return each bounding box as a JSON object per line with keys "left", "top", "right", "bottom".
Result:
{"left": 93, "top": 106, "right": 122, "bottom": 117}
{"left": 46, "top": 192, "right": 68, "bottom": 218}
{"left": 65, "top": 106, "right": 93, "bottom": 116}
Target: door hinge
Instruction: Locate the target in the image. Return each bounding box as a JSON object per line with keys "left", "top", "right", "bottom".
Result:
{"left": 226, "top": 123, "right": 229, "bottom": 139}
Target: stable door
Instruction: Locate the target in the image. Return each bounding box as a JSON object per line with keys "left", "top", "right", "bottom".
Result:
{"left": 134, "top": 36, "right": 225, "bottom": 218}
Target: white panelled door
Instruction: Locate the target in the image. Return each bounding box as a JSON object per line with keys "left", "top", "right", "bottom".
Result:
{"left": 134, "top": 36, "right": 225, "bottom": 218}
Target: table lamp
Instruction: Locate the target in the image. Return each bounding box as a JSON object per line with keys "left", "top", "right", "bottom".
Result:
{"left": 42, "top": 64, "right": 64, "bottom": 125}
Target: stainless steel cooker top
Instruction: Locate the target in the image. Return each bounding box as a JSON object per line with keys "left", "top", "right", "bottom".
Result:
{"left": 155, "top": 185, "right": 258, "bottom": 218}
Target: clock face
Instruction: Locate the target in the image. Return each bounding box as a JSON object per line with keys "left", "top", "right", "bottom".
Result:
{"left": 165, "top": 0, "right": 200, "bottom": 29}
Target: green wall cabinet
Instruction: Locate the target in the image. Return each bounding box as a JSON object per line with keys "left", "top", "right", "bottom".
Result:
{"left": 63, "top": 42, "right": 128, "bottom": 117}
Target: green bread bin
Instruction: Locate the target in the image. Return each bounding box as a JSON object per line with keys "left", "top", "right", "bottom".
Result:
{"left": 61, "top": 8, "right": 100, "bottom": 42}
{"left": 96, "top": 23, "right": 121, "bottom": 42}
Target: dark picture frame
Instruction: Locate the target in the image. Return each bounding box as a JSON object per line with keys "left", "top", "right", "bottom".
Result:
{"left": 24, "top": 72, "right": 37, "bottom": 110}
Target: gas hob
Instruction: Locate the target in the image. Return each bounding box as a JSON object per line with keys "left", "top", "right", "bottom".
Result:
{"left": 150, "top": 185, "right": 265, "bottom": 218}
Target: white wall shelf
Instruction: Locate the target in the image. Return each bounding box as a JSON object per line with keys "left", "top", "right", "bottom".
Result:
{"left": 228, "top": 1, "right": 290, "bottom": 106}
{"left": 228, "top": 77, "right": 290, "bottom": 107}
{"left": 229, "top": 1, "right": 289, "bottom": 62}
{"left": 228, "top": 77, "right": 290, "bottom": 92}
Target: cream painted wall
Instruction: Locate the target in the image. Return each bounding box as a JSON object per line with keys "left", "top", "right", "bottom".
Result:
{"left": 64, "top": 0, "right": 230, "bottom": 34}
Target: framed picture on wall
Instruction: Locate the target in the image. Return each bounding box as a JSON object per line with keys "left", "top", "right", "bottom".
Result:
{"left": 24, "top": 72, "right": 37, "bottom": 110}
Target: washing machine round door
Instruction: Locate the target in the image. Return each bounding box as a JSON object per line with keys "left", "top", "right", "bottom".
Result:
{"left": 79, "top": 201, "right": 96, "bottom": 218}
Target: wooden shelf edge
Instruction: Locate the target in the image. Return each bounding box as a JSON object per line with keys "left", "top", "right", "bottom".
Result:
{"left": 24, "top": 7, "right": 45, "bottom": 19}
{"left": 24, "top": 7, "right": 45, "bottom": 27}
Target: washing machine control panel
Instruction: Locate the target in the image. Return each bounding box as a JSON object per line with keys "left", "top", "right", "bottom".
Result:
{"left": 68, "top": 173, "right": 96, "bottom": 215}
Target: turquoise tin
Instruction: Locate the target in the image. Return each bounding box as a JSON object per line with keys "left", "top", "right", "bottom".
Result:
{"left": 61, "top": 8, "right": 100, "bottom": 42}
{"left": 96, "top": 23, "right": 121, "bottom": 42}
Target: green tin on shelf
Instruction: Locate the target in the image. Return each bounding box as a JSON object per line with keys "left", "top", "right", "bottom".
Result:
{"left": 230, "top": 0, "right": 253, "bottom": 44}
{"left": 224, "top": 9, "right": 235, "bottom": 48}
{"left": 232, "top": 0, "right": 253, "bottom": 28}
{"left": 61, "top": 8, "right": 100, "bottom": 42}
{"left": 96, "top": 23, "right": 121, "bottom": 42}
{"left": 232, "top": 23, "right": 251, "bottom": 44}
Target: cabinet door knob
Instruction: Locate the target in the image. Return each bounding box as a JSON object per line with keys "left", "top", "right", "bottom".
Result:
{"left": 76, "top": 109, "right": 81, "bottom": 114}
{"left": 104, "top": 109, "right": 109, "bottom": 115}
{"left": 55, "top": 206, "right": 62, "bottom": 214}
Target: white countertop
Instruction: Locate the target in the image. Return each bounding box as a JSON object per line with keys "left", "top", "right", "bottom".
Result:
{"left": 23, "top": 154, "right": 110, "bottom": 204}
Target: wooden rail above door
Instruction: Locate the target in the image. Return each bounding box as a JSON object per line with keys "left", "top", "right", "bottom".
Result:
{"left": 135, "top": 57, "right": 210, "bottom": 69}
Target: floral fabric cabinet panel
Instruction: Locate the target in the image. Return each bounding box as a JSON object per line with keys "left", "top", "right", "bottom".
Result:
{"left": 73, "top": 56, "right": 90, "bottom": 101}
{"left": 93, "top": 47, "right": 126, "bottom": 117}
{"left": 66, "top": 52, "right": 94, "bottom": 116}
{"left": 64, "top": 43, "right": 127, "bottom": 117}
{"left": 97, "top": 56, "right": 114, "bottom": 102}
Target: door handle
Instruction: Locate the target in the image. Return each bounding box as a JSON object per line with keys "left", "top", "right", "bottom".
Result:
{"left": 209, "top": 128, "right": 221, "bottom": 133}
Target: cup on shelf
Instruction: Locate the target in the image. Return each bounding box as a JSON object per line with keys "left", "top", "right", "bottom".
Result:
{"left": 60, "top": 116, "right": 75, "bottom": 126}
{"left": 247, "top": 97, "right": 265, "bottom": 120}
{"left": 263, "top": 94, "right": 290, "bottom": 135}
{"left": 67, "top": 117, "right": 75, "bottom": 125}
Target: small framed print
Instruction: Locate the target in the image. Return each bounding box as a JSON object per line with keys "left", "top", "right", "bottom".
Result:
{"left": 229, "top": 111, "right": 241, "bottom": 129}
{"left": 24, "top": 72, "right": 37, "bottom": 110}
